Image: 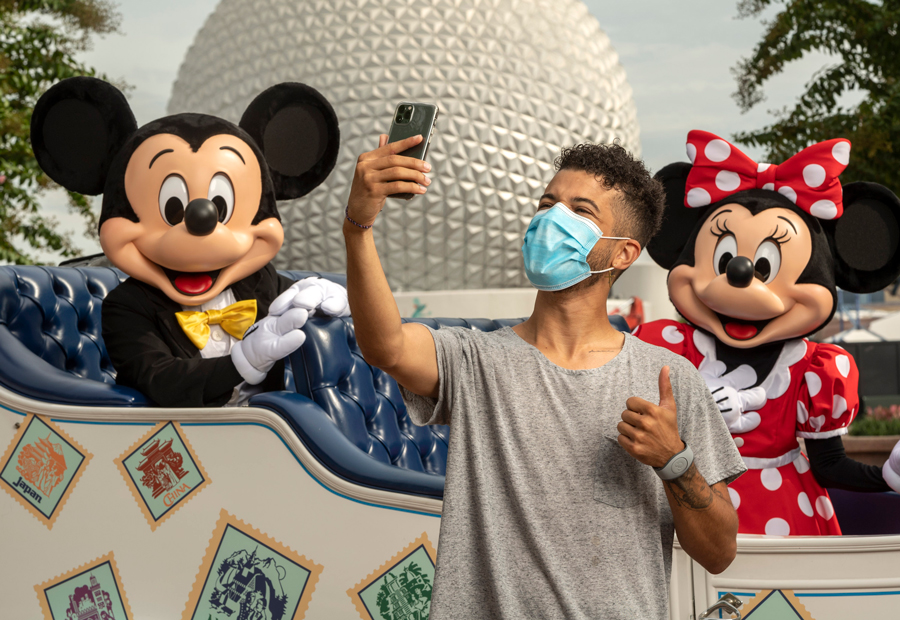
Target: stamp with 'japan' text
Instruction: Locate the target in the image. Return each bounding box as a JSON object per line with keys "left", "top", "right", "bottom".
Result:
{"left": 0, "top": 413, "right": 92, "bottom": 529}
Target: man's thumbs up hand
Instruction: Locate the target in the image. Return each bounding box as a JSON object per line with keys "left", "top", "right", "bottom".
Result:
{"left": 618, "top": 366, "right": 685, "bottom": 468}
{"left": 658, "top": 364, "right": 677, "bottom": 412}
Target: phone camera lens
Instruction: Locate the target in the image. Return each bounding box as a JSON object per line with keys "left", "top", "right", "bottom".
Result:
{"left": 396, "top": 105, "right": 414, "bottom": 124}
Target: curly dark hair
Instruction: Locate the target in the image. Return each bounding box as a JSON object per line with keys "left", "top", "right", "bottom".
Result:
{"left": 554, "top": 143, "right": 665, "bottom": 248}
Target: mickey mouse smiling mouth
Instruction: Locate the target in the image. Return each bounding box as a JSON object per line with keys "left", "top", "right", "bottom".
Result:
{"left": 159, "top": 266, "right": 222, "bottom": 296}
{"left": 667, "top": 203, "right": 834, "bottom": 348}
{"left": 99, "top": 131, "right": 285, "bottom": 306}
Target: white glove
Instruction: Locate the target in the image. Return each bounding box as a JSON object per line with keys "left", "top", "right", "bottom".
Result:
{"left": 268, "top": 277, "right": 350, "bottom": 318}
{"left": 701, "top": 363, "right": 766, "bottom": 434}
{"left": 883, "top": 440, "right": 900, "bottom": 493}
{"left": 231, "top": 308, "right": 309, "bottom": 384}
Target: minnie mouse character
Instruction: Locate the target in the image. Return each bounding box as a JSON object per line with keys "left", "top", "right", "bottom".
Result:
{"left": 636, "top": 130, "right": 900, "bottom": 535}
{"left": 30, "top": 77, "right": 349, "bottom": 407}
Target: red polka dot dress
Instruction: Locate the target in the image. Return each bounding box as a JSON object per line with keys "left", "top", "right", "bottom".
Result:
{"left": 635, "top": 320, "right": 858, "bottom": 536}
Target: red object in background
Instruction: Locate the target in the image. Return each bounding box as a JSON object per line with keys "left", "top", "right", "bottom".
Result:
{"left": 611, "top": 297, "right": 644, "bottom": 330}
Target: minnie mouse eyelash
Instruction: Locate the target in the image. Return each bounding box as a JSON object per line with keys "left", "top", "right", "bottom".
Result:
{"left": 710, "top": 217, "right": 733, "bottom": 238}
{"left": 766, "top": 225, "right": 791, "bottom": 246}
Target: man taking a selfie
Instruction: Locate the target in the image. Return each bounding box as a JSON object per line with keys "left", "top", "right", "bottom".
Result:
{"left": 343, "top": 134, "right": 745, "bottom": 619}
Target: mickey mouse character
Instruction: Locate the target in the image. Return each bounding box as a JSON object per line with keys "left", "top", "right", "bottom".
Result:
{"left": 635, "top": 130, "right": 900, "bottom": 535}
{"left": 30, "top": 77, "right": 349, "bottom": 407}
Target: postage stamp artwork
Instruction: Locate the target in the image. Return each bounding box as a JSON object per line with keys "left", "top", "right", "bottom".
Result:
{"left": 115, "top": 421, "right": 210, "bottom": 530}
{"left": 182, "top": 510, "right": 323, "bottom": 620}
{"left": 0, "top": 414, "right": 91, "bottom": 528}
{"left": 348, "top": 533, "right": 437, "bottom": 620}
{"left": 35, "top": 552, "right": 133, "bottom": 620}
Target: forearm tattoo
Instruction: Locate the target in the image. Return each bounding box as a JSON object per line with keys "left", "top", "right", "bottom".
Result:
{"left": 664, "top": 463, "right": 722, "bottom": 511}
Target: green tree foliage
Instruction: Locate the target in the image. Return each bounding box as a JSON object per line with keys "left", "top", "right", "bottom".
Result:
{"left": 732, "top": 0, "right": 900, "bottom": 192}
{"left": 0, "top": 0, "right": 121, "bottom": 264}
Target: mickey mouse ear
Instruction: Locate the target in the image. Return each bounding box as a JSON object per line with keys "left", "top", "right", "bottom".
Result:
{"left": 826, "top": 181, "right": 900, "bottom": 293}
{"left": 30, "top": 76, "right": 137, "bottom": 195}
{"left": 239, "top": 83, "right": 340, "bottom": 201}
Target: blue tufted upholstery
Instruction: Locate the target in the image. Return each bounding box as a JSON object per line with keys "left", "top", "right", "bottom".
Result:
{"left": 0, "top": 264, "right": 629, "bottom": 499}
{"left": 0, "top": 265, "right": 148, "bottom": 406}
{"left": 302, "top": 319, "right": 517, "bottom": 462}
{"left": 0, "top": 266, "right": 341, "bottom": 406}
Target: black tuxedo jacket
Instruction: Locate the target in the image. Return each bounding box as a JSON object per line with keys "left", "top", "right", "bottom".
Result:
{"left": 102, "top": 264, "right": 294, "bottom": 407}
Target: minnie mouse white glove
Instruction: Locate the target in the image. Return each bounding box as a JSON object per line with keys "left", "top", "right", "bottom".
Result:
{"left": 231, "top": 308, "right": 309, "bottom": 385}
{"left": 883, "top": 440, "right": 900, "bottom": 493}
{"left": 701, "top": 363, "right": 766, "bottom": 434}
{"left": 268, "top": 277, "right": 350, "bottom": 318}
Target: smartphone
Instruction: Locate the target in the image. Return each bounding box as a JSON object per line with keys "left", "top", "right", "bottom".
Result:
{"left": 386, "top": 101, "right": 439, "bottom": 199}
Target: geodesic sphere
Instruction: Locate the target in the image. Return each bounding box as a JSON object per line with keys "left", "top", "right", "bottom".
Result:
{"left": 169, "top": 0, "right": 640, "bottom": 290}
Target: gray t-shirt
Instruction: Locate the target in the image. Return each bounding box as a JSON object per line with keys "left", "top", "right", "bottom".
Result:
{"left": 401, "top": 326, "right": 745, "bottom": 620}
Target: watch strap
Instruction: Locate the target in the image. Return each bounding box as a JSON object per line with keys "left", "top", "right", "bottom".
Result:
{"left": 654, "top": 443, "right": 693, "bottom": 481}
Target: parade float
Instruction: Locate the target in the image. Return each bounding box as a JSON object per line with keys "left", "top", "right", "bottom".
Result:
{"left": 2, "top": 1, "right": 899, "bottom": 619}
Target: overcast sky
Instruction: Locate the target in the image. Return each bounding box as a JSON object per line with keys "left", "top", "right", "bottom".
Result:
{"left": 40, "top": 0, "right": 838, "bottom": 259}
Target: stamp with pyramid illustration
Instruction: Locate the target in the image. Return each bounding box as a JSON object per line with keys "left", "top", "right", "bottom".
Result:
{"left": 740, "top": 589, "right": 816, "bottom": 619}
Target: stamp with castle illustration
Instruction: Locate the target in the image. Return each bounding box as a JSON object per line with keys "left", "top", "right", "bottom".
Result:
{"left": 181, "top": 509, "right": 323, "bottom": 620}
{"left": 114, "top": 421, "right": 210, "bottom": 530}
{"left": 0, "top": 414, "right": 92, "bottom": 528}
{"left": 347, "top": 533, "right": 437, "bottom": 620}
{"left": 34, "top": 552, "right": 133, "bottom": 620}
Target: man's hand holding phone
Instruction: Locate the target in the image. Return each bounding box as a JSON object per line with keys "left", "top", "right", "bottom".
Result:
{"left": 346, "top": 134, "right": 432, "bottom": 229}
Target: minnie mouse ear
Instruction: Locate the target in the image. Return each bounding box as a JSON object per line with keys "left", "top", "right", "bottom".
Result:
{"left": 647, "top": 162, "right": 709, "bottom": 269}
{"left": 239, "top": 83, "right": 340, "bottom": 201}
{"left": 30, "top": 76, "right": 137, "bottom": 195}
{"left": 825, "top": 182, "right": 900, "bottom": 293}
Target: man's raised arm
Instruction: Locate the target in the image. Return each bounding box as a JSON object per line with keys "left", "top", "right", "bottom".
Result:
{"left": 343, "top": 134, "right": 440, "bottom": 399}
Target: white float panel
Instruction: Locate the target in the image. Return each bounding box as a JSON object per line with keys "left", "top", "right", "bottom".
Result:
{"left": 0, "top": 396, "right": 441, "bottom": 620}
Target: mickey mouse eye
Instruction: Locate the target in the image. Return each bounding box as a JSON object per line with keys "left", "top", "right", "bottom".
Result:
{"left": 208, "top": 173, "right": 234, "bottom": 224}
{"left": 713, "top": 235, "right": 737, "bottom": 276}
{"left": 158, "top": 175, "right": 188, "bottom": 226}
{"left": 754, "top": 240, "right": 781, "bottom": 284}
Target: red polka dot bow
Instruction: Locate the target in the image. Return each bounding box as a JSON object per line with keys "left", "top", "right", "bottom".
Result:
{"left": 684, "top": 130, "right": 851, "bottom": 220}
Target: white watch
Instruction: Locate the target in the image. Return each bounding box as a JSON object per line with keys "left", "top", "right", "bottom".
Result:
{"left": 654, "top": 443, "right": 693, "bottom": 481}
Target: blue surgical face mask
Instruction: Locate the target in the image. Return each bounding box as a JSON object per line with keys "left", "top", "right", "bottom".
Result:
{"left": 521, "top": 202, "right": 630, "bottom": 291}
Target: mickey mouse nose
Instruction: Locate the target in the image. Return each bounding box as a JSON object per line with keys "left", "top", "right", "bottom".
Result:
{"left": 184, "top": 199, "right": 218, "bottom": 236}
{"left": 726, "top": 256, "right": 755, "bottom": 288}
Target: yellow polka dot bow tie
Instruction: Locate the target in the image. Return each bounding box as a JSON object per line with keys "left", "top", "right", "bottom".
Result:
{"left": 175, "top": 300, "right": 257, "bottom": 349}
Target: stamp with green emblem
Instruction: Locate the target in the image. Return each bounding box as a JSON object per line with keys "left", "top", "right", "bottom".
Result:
{"left": 0, "top": 414, "right": 92, "bottom": 529}
{"left": 348, "top": 533, "right": 437, "bottom": 620}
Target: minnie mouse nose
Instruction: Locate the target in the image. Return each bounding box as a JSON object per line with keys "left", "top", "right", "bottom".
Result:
{"left": 726, "top": 256, "right": 754, "bottom": 288}
{"left": 184, "top": 199, "right": 218, "bottom": 236}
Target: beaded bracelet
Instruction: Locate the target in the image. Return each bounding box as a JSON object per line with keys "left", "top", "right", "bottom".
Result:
{"left": 345, "top": 206, "right": 373, "bottom": 229}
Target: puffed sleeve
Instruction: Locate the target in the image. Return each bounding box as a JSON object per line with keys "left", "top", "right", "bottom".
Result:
{"left": 632, "top": 319, "right": 693, "bottom": 357}
{"left": 796, "top": 343, "right": 859, "bottom": 439}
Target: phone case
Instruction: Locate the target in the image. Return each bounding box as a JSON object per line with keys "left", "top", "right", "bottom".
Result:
{"left": 387, "top": 102, "right": 439, "bottom": 199}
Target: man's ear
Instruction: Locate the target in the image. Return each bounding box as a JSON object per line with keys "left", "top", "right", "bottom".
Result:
{"left": 30, "top": 77, "right": 137, "bottom": 196}
{"left": 239, "top": 83, "right": 340, "bottom": 201}
{"left": 647, "top": 162, "right": 709, "bottom": 269}
{"left": 822, "top": 182, "right": 900, "bottom": 293}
